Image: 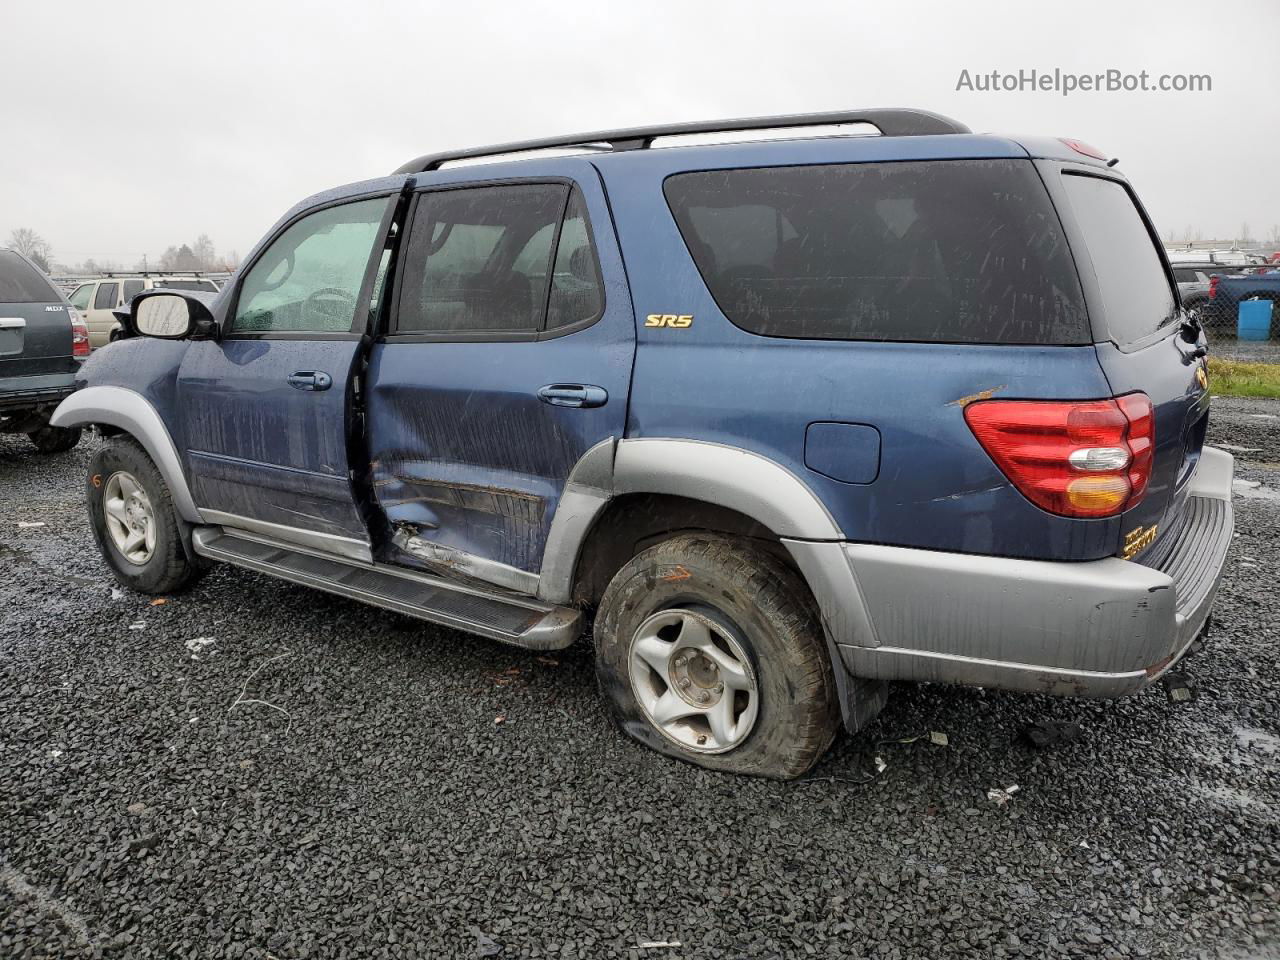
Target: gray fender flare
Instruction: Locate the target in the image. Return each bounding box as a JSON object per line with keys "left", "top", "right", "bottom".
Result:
{"left": 538, "top": 437, "right": 882, "bottom": 730}
{"left": 51, "top": 385, "right": 203, "bottom": 524}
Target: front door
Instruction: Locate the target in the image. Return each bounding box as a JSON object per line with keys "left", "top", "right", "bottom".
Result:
{"left": 365, "top": 165, "right": 634, "bottom": 588}
{"left": 177, "top": 193, "right": 395, "bottom": 561}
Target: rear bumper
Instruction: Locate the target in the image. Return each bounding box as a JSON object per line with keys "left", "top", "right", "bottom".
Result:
{"left": 0, "top": 372, "right": 78, "bottom": 413}
{"left": 830, "top": 446, "right": 1235, "bottom": 698}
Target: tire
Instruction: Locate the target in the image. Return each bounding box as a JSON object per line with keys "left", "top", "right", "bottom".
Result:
{"left": 594, "top": 533, "right": 840, "bottom": 779}
{"left": 27, "top": 424, "right": 82, "bottom": 454}
{"left": 87, "top": 435, "right": 205, "bottom": 595}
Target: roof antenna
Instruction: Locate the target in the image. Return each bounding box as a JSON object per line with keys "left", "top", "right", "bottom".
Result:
{"left": 1106, "top": 157, "right": 1120, "bottom": 167}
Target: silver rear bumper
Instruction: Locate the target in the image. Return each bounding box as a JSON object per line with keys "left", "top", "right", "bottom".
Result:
{"left": 794, "top": 447, "right": 1234, "bottom": 699}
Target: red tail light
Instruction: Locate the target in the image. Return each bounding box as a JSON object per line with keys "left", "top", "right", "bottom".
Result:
{"left": 69, "top": 309, "right": 91, "bottom": 358}
{"left": 964, "top": 394, "right": 1154, "bottom": 518}
{"left": 1208, "top": 275, "right": 1219, "bottom": 299}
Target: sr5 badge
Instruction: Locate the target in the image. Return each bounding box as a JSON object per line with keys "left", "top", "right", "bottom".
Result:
{"left": 645, "top": 314, "right": 693, "bottom": 328}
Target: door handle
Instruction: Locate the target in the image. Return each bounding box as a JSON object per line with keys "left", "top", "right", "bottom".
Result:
{"left": 287, "top": 371, "right": 332, "bottom": 391}
{"left": 537, "top": 383, "right": 608, "bottom": 408}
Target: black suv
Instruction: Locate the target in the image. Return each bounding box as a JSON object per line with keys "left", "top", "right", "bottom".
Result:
{"left": 0, "top": 249, "right": 89, "bottom": 453}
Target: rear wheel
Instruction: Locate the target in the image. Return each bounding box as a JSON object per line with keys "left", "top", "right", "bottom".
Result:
{"left": 87, "top": 436, "right": 205, "bottom": 594}
{"left": 27, "top": 424, "right": 82, "bottom": 454}
{"left": 593, "top": 533, "right": 840, "bottom": 779}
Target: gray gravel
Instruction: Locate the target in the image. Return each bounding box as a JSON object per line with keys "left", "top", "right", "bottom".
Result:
{"left": 2, "top": 402, "right": 1279, "bottom": 959}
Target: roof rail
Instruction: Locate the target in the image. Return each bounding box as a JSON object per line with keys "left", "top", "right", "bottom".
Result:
{"left": 394, "top": 107, "right": 970, "bottom": 174}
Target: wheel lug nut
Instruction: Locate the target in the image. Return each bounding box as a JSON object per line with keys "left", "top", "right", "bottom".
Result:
{"left": 696, "top": 691, "right": 710, "bottom": 704}
{"left": 674, "top": 656, "right": 686, "bottom": 667}
{"left": 696, "top": 735, "right": 707, "bottom": 745}
{"left": 678, "top": 678, "right": 691, "bottom": 689}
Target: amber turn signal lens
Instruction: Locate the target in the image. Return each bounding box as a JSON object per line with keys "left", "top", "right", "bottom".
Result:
{"left": 1065, "top": 475, "right": 1130, "bottom": 512}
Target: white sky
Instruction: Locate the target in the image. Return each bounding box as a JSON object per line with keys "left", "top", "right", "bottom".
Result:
{"left": 3, "top": 0, "right": 1277, "bottom": 267}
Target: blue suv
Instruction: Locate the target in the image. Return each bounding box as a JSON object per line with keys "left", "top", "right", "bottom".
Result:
{"left": 53, "top": 109, "right": 1234, "bottom": 778}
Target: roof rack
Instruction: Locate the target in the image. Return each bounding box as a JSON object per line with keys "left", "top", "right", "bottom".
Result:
{"left": 394, "top": 108, "right": 970, "bottom": 174}
{"left": 98, "top": 270, "right": 210, "bottom": 278}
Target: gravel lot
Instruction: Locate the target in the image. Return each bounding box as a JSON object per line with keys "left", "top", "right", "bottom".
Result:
{"left": 2, "top": 399, "right": 1278, "bottom": 960}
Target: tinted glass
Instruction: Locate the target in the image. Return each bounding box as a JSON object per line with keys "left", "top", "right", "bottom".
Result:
{"left": 234, "top": 197, "right": 388, "bottom": 333}
{"left": 397, "top": 184, "right": 568, "bottom": 334}
{"left": 0, "top": 251, "right": 59, "bottom": 303}
{"left": 94, "top": 282, "right": 119, "bottom": 309}
{"left": 69, "top": 283, "right": 94, "bottom": 310}
{"left": 664, "top": 159, "right": 1089, "bottom": 344}
{"left": 1061, "top": 174, "right": 1176, "bottom": 344}
{"left": 158, "top": 279, "right": 210, "bottom": 291}
{"left": 546, "top": 190, "right": 604, "bottom": 330}
{"left": 122, "top": 279, "right": 145, "bottom": 301}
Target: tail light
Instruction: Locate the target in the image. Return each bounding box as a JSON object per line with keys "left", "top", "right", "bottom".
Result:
{"left": 964, "top": 394, "right": 1154, "bottom": 519}
{"left": 1208, "top": 275, "right": 1219, "bottom": 299}
{"left": 69, "top": 309, "right": 91, "bottom": 358}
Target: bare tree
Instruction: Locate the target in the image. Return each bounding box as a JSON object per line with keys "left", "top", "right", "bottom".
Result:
{"left": 1239, "top": 221, "right": 1253, "bottom": 245}
{"left": 1268, "top": 224, "right": 1280, "bottom": 246}
{"left": 192, "top": 234, "right": 217, "bottom": 270}
{"left": 9, "top": 227, "right": 52, "bottom": 272}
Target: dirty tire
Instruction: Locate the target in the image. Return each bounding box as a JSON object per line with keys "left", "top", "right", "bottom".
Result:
{"left": 594, "top": 533, "right": 839, "bottom": 780}
{"left": 27, "top": 424, "right": 82, "bottom": 454}
{"left": 87, "top": 435, "right": 205, "bottom": 595}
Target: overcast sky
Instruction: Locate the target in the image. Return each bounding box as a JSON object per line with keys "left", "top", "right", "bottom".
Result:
{"left": 3, "top": 0, "right": 1277, "bottom": 268}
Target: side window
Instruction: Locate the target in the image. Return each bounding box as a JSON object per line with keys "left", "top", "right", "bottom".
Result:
{"left": 122, "top": 279, "right": 145, "bottom": 301}
{"left": 233, "top": 197, "right": 389, "bottom": 334}
{"left": 546, "top": 190, "right": 604, "bottom": 330}
{"left": 397, "top": 184, "right": 569, "bottom": 335}
{"left": 69, "top": 284, "right": 94, "bottom": 310}
{"left": 94, "top": 282, "right": 119, "bottom": 309}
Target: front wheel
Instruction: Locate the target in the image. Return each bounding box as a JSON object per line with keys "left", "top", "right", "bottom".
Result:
{"left": 87, "top": 436, "right": 206, "bottom": 595}
{"left": 594, "top": 533, "right": 840, "bottom": 779}
{"left": 27, "top": 424, "right": 82, "bottom": 454}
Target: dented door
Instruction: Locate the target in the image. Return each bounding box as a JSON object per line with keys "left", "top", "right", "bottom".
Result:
{"left": 177, "top": 194, "right": 395, "bottom": 555}
{"left": 365, "top": 161, "right": 634, "bottom": 583}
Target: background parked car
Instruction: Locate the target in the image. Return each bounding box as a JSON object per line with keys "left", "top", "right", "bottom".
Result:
{"left": 67, "top": 274, "right": 220, "bottom": 348}
{"left": 1204, "top": 267, "right": 1280, "bottom": 337}
{"left": 1172, "top": 262, "right": 1216, "bottom": 321}
{"left": 0, "top": 249, "right": 88, "bottom": 453}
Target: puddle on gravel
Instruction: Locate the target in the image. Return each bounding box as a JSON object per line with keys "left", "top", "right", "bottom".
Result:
{"left": 1193, "top": 781, "right": 1267, "bottom": 814}
{"left": 1232, "top": 479, "right": 1280, "bottom": 501}
{"left": 1235, "top": 726, "right": 1280, "bottom": 756}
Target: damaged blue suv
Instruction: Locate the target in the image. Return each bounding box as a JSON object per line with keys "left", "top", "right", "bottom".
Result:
{"left": 54, "top": 109, "right": 1233, "bottom": 778}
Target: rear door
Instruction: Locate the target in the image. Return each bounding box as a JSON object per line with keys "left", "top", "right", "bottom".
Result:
{"left": 176, "top": 193, "right": 396, "bottom": 560}
{"left": 1049, "top": 168, "right": 1209, "bottom": 557}
{"left": 365, "top": 165, "right": 634, "bottom": 585}
{"left": 85, "top": 280, "right": 121, "bottom": 347}
{"left": 0, "top": 251, "right": 74, "bottom": 382}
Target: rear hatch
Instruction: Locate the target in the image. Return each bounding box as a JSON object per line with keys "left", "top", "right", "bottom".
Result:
{"left": 1045, "top": 166, "right": 1210, "bottom": 560}
{"left": 0, "top": 250, "right": 77, "bottom": 382}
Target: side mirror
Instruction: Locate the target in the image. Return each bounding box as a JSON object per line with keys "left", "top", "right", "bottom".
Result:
{"left": 132, "top": 291, "right": 218, "bottom": 340}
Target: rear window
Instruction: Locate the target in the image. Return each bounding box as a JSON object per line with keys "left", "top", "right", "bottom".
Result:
{"left": 663, "top": 159, "right": 1089, "bottom": 344}
{"left": 1061, "top": 174, "right": 1177, "bottom": 344}
{"left": 0, "top": 250, "right": 59, "bottom": 303}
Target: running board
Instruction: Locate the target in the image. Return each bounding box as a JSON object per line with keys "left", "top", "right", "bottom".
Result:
{"left": 190, "top": 527, "right": 580, "bottom": 651}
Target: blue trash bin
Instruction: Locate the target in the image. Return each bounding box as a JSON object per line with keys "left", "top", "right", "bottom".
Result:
{"left": 1238, "top": 299, "right": 1272, "bottom": 341}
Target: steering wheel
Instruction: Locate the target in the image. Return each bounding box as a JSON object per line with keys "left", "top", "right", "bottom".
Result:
{"left": 302, "top": 287, "right": 357, "bottom": 327}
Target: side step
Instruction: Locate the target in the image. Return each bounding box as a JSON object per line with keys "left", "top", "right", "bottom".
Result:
{"left": 190, "top": 527, "right": 581, "bottom": 651}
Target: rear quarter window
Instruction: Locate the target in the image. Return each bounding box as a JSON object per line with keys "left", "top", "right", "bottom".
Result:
{"left": 1060, "top": 174, "right": 1177, "bottom": 345}
{"left": 0, "top": 251, "right": 59, "bottom": 303}
{"left": 663, "top": 158, "right": 1089, "bottom": 345}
